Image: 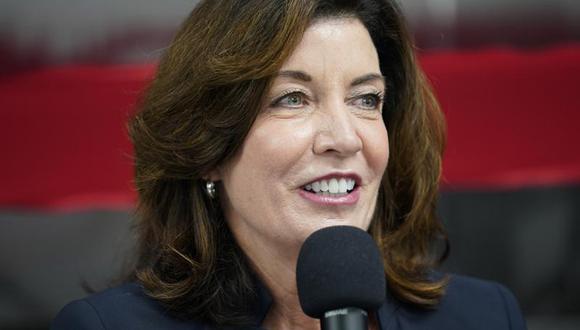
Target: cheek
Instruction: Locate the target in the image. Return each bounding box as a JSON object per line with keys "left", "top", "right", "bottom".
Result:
{"left": 220, "top": 119, "right": 314, "bottom": 233}
{"left": 245, "top": 118, "right": 314, "bottom": 180}
{"left": 363, "top": 121, "right": 389, "bottom": 175}
{"left": 221, "top": 118, "right": 313, "bottom": 208}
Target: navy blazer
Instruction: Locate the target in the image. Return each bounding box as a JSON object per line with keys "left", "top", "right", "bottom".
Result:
{"left": 52, "top": 274, "right": 527, "bottom": 329}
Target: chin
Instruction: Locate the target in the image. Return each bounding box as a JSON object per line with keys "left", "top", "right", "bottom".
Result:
{"left": 280, "top": 218, "right": 370, "bottom": 248}
{"left": 310, "top": 218, "right": 367, "bottom": 234}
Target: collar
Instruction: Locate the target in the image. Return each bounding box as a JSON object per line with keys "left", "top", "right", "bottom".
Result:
{"left": 251, "top": 279, "right": 400, "bottom": 330}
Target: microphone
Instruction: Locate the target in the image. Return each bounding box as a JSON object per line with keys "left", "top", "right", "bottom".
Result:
{"left": 296, "top": 226, "right": 386, "bottom": 330}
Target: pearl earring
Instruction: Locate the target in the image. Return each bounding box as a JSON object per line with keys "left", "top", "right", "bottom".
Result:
{"left": 205, "top": 181, "right": 216, "bottom": 199}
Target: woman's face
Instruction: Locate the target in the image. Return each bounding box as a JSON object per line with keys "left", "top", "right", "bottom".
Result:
{"left": 217, "top": 18, "right": 389, "bottom": 251}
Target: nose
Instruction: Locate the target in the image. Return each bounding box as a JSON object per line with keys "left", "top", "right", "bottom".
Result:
{"left": 313, "top": 104, "right": 363, "bottom": 157}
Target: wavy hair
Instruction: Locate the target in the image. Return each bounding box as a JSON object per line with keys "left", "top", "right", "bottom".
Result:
{"left": 128, "top": 0, "right": 448, "bottom": 326}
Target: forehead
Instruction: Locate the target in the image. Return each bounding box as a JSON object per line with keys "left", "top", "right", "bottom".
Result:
{"left": 279, "top": 18, "right": 380, "bottom": 74}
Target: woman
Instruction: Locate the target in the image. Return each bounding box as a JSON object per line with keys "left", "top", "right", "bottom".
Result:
{"left": 52, "top": 0, "right": 526, "bottom": 329}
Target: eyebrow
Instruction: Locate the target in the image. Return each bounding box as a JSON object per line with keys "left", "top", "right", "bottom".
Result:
{"left": 276, "top": 70, "right": 385, "bottom": 87}
{"left": 350, "top": 73, "right": 385, "bottom": 87}
{"left": 277, "top": 70, "right": 312, "bottom": 82}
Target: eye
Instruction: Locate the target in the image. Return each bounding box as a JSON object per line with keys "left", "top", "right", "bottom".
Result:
{"left": 272, "top": 92, "right": 306, "bottom": 108}
{"left": 351, "top": 92, "right": 384, "bottom": 110}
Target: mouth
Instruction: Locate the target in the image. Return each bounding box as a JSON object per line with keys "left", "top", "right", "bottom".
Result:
{"left": 301, "top": 177, "right": 358, "bottom": 196}
{"left": 299, "top": 174, "right": 361, "bottom": 205}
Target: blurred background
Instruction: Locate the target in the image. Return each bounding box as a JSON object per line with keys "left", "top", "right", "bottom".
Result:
{"left": 1, "top": 0, "right": 579, "bottom": 329}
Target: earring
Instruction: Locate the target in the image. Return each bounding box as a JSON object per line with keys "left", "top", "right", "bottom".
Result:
{"left": 205, "top": 181, "right": 216, "bottom": 199}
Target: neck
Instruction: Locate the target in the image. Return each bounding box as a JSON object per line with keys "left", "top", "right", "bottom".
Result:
{"left": 232, "top": 229, "right": 318, "bottom": 329}
{"left": 261, "top": 299, "right": 319, "bottom": 330}
{"left": 255, "top": 252, "right": 320, "bottom": 329}
{"left": 252, "top": 251, "right": 381, "bottom": 330}
{"left": 231, "top": 230, "right": 381, "bottom": 330}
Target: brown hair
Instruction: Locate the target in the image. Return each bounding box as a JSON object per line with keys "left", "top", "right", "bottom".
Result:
{"left": 128, "top": 0, "right": 448, "bottom": 326}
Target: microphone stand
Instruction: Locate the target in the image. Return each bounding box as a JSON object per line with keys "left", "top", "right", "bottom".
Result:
{"left": 321, "top": 307, "right": 368, "bottom": 330}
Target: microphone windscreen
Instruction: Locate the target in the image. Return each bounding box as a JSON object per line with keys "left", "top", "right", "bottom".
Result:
{"left": 296, "top": 225, "right": 386, "bottom": 318}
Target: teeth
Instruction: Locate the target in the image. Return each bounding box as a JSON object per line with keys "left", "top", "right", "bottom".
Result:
{"left": 339, "top": 178, "right": 347, "bottom": 193}
{"left": 303, "top": 177, "right": 356, "bottom": 195}
{"left": 320, "top": 180, "right": 329, "bottom": 192}
{"left": 347, "top": 179, "right": 355, "bottom": 190}
{"left": 328, "top": 178, "right": 338, "bottom": 193}
{"left": 312, "top": 181, "right": 321, "bottom": 192}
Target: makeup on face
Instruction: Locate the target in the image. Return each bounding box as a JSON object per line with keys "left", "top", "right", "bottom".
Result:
{"left": 219, "top": 18, "right": 390, "bottom": 249}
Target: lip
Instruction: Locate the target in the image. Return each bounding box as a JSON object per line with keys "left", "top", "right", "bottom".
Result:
{"left": 298, "top": 171, "right": 362, "bottom": 206}
{"left": 299, "top": 186, "right": 360, "bottom": 205}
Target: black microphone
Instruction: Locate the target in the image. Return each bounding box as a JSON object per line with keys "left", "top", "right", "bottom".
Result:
{"left": 296, "top": 226, "right": 386, "bottom": 330}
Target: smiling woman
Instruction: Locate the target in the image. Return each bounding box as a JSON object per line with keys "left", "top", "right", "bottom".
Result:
{"left": 216, "top": 21, "right": 390, "bottom": 328}
{"left": 218, "top": 18, "right": 389, "bottom": 248}
{"left": 51, "top": 1, "right": 526, "bottom": 329}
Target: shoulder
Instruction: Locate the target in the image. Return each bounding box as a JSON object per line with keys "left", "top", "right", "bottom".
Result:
{"left": 443, "top": 274, "right": 526, "bottom": 326}
{"left": 391, "top": 274, "right": 527, "bottom": 330}
{"left": 51, "top": 282, "right": 208, "bottom": 330}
